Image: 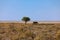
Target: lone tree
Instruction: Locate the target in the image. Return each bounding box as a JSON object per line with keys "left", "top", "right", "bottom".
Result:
{"left": 22, "top": 16, "right": 30, "bottom": 24}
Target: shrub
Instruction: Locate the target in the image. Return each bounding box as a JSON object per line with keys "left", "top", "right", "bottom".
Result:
{"left": 33, "top": 21, "right": 38, "bottom": 24}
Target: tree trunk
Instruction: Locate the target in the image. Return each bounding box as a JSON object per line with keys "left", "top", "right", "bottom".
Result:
{"left": 25, "top": 21, "right": 27, "bottom": 24}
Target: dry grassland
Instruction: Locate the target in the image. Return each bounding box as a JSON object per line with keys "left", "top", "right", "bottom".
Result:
{"left": 0, "top": 22, "right": 60, "bottom": 40}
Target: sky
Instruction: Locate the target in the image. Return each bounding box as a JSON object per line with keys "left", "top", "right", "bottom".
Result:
{"left": 0, "top": 0, "right": 60, "bottom": 21}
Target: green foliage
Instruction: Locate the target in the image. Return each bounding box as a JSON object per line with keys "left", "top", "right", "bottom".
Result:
{"left": 22, "top": 16, "right": 30, "bottom": 24}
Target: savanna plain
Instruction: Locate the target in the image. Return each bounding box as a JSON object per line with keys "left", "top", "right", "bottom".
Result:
{"left": 0, "top": 22, "right": 60, "bottom": 40}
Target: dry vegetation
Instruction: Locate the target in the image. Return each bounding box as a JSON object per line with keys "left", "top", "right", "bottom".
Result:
{"left": 0, "top": 23, "right": 60, "bottom": 40}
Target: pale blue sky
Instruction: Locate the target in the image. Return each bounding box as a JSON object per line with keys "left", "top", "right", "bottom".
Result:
{"left": 0, "top": 0, "right": 60, "bottom": 21}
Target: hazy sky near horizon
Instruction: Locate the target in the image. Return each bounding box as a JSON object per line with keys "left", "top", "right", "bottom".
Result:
{"left": 0, "top": 0, "right": 60, "bottom": 21}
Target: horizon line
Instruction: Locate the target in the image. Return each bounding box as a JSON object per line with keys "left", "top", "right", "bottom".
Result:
{"left": 0, "top": 20, "right": 60, "bottom": 23}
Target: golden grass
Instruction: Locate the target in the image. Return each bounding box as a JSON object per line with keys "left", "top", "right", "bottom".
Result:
{"left": 0, "top": 23, "right": 60, "bottom": 40}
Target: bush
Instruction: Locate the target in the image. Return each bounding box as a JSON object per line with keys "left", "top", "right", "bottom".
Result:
{"left": 33, "top": 21, "right": 38, "bottom": 24}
